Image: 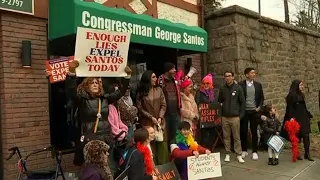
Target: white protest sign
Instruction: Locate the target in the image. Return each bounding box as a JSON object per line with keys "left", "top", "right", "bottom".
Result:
{"left": 74, "top": 27, "right": 131, "bottom": 77}
{"left": 187, "top": 153, "right": 222, "bottom": 179}
{"left": 267, "top": 135, "right": 285, "bottom": 153}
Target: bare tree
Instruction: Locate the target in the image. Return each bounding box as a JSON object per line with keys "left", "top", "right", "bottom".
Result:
{"left": 292, "top": 0, "right": 320, "bottom": 32}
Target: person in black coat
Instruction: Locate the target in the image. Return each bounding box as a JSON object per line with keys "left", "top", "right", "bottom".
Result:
{"left": 280, "top": 80, "right": 314, "bottom": 161}
{"left": 65, "top": 60, "right": 132, "bottom": 167}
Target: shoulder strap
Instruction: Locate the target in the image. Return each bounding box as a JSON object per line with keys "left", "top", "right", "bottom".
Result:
{"left": 125, "top": 149, "right": 137, "bottom": 168}
{"left": 93, "top": 98, "right": 102, "bottom": 133}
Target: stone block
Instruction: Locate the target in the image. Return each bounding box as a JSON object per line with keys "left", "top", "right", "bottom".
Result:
{"left": 223, "top": 47, "right": 239, "bottom": 61}
{"left": 248, "top": 18, "right": 259, "bottom": 30}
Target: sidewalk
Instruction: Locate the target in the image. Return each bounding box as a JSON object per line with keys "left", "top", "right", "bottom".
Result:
{"left": 215, "top": 150, "right": 319, "bottom": 180}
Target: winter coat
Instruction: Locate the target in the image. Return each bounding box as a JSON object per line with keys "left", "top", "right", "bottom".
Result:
{"left": 261, "top": 117, "right": 281, "bottom": 144}
{"left": 108, "top": 104, "right": 128, "bottom": 141}
{"left": 218, "top": 82, "right": 246, "bottom": 119}
{"left": 136, "top": 87, "right": 167, "bottom": 127}
{"left": 281, "top": 93, "right": 313, "bottom": 140}
{"left": 119, "top": 147, "right": 153, "bottom": 180}
{"left": 180, "top": 93, "right": 199, "bottom": 128}
{"left": 65, "top": 75, "right": 129, "bottom": 166}
{"left": 81, "top": 164, "right": 105, "bottom": 180}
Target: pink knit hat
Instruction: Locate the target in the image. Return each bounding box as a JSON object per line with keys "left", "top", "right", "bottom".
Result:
{"left": 202, "top": 74, "right": 213, "bottom": 84}
{"left": 180, "top": 79, "right": 192, "bottom": 89}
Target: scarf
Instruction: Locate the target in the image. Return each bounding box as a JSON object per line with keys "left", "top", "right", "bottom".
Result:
{"left": 175, "top": 131, "right": 199, "bottom": 180}
{"left": 200, "top": 89, "right": 214, "bottom": 103}
{"left": 136, "top": 142, "right": 153, "bottom": 175}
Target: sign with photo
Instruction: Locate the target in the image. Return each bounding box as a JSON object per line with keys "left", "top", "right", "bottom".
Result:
{"left": 152, "top": 162, "right": 181, "bottom": 180}
{"left": 267, "top": 135, "right": 285, "bottom": 153}
{"left": 199, "top": 101, "right": 222, "bottom": 128}
{"left": 45, "top": 56, "right": 74, "bottom": 83}
{"left": 74, "top": 27, "right": 131, "bottom": 77}
{"left": 187, "top": 153, "right": 222, "bottom": 179}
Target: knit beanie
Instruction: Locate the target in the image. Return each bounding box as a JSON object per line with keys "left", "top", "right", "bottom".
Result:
{"left": 180, "top": 79, "right": 192, "bottom": 89}
{"left": 164, "top": 62, "right": 175, "bottom": 72}
{"left": 202, "top": 74, "right": 213, "bottom": 85}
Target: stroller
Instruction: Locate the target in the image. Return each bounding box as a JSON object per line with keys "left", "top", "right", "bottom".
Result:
{"left": 6, "top": 146, "right": 69, "bottom": 180}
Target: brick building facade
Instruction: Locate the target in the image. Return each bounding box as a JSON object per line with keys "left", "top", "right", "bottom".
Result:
{"left": 0, "top": 0, "right": 206, "bottom": 179}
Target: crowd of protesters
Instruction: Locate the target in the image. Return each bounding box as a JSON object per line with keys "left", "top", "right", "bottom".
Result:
{"left": 45, "top": 60, "right": 315, "bottom": 180}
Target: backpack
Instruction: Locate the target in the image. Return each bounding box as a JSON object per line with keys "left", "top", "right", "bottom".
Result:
{"left": 114, "top": 148, "right": 137, "bottom": 178}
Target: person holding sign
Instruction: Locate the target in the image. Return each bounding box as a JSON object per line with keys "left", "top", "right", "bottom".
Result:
{"left": 66, "top": 60, "right": 132, "bottom": 171}
{"left": 180, "top": 78, "right": 199, "bottom": 137}
{"left": 260, "top": 105, "right": 281, "bottom": 165}
{"left": 195, "top": 74, "right": 217, "bottom": 149}
{"left": 170, "top": 121, "right": 211, "bottom": 180}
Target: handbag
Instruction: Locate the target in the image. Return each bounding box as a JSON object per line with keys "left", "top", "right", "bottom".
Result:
{"left": 79, "top": 98, "right": 102, "bottom": 144}
{"left": 154, "top": 123, "right": 164, "bottom": 142}
{"left": 118, "top": 97, "right": 138, "bottom": 126}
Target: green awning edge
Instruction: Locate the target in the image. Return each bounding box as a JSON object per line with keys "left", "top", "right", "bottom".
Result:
{"left": 75, "top": 1, "right": 207, "bottom": 34}
{"left": 49, "top": 0, "right": 208, "bottom": 52}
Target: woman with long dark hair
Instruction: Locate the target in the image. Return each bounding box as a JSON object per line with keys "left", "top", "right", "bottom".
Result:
{"left": 136, "top": 70, "right": 169, "bottom": 165}
{"left": 281, "top": 80, "right": 314, "bottom": 161}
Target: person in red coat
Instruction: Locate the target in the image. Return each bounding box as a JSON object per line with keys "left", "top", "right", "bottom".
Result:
{"left": 169, "top": 121, "right": 211, "bottom": 180}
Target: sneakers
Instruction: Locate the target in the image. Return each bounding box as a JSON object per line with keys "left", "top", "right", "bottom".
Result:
{"left": 252, "top": 152, "right": 259, "bottom": 160}
{"left": 237, "top": 155, "right": 245, "bottom": 163}
{"left": 224, "top": 154, "right": 230, "bottom": 162}
{"left": 241, "top": 151, "right": 248, "bottom": 159}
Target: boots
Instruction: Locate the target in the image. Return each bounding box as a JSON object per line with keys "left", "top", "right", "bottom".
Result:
{"left": 303, "top": 134, "right": 314, "bottom": 161}
{"left": 273, "top": 158, "right": 279, "bottom": 165}
{"left": 268, "top": 158, "right": 273, "bottom": 165}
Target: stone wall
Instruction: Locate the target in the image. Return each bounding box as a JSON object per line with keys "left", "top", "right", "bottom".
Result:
{"left": 206, "top": 5, "right": 320, "bottom": 117}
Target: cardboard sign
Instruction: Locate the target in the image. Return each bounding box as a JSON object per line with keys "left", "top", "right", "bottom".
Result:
{"left": 152, "top": 162, "right": 181, "bottom": 180}
{"left": 199, "top": 101, "right": 222, "bottom": 128}
{"left": 267, "top": 135, "right": 285, "bottom": 153}
{"left": 187, "top": 153, "right": 222, "bottom": 179}
{"left": 74, "top": 27, "right": 131, "bottom": 77}
{"left": 45, "top": 56, "right": 74, "bottom": 83}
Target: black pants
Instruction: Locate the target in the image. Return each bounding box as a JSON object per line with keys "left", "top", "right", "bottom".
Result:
{"left": 240, "top": 110, "right": 261, "bottom": 152}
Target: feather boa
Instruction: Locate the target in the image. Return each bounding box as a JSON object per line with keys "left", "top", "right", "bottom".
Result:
{"left": 176, "top": 130, "right": 198, "bottom": 151}
{"left": 136, "top": 142, "right": 153, "bottom": 175}
{"left": 285, "top": 118, "right": 300, "bottom": 162}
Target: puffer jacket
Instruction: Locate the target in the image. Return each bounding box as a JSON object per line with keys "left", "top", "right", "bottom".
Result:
{"left": 65, "top": 75, "right": 129, "bottom": 165}
{"left": 261, "top": 116, "right": 281, "bottom": 144}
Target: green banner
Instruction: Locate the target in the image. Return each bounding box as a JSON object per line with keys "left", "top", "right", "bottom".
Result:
{"left": 49, "top": 0, "right": 208, "bottom": 53}
{"left": 0, "top": 0, "right": 34, "bottom": 15}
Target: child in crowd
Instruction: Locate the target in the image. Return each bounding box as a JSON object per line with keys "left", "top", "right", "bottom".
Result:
{"left": 261, "top": 104, "right": 281, "bottom": 165}
{"left": 170, "top": 121, "right": 211, "bottom": 180}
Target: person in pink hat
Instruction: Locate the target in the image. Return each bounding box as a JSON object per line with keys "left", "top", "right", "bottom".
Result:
{"left": 195, "top": 73, "right": 216, "bottom": 149}
{"left": 180, "top": 79, "right": 199, "bottom": 137}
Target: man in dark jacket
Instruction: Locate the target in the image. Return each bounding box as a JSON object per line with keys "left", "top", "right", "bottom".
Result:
{"left": 218, "top": 71, "right": 246, "bottom": 163}
{"left": 239, "top": 67, "right": 264, "bottom": 160}
{"left": 157, "top": 62, "right": 181, "bottom": 144}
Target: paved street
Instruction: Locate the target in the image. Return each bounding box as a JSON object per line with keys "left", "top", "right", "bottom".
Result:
{"left": 216, "top": 150, "right": 319, "bottom": 180}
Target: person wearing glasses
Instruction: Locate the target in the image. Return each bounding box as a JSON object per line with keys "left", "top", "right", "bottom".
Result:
{"left": 218, "top": 71, "right": 246, "bottom": 163}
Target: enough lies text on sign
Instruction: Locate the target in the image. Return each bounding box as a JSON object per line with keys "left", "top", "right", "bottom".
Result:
{"left": 0, "top": 0, "right": 34, "bottom": 15}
